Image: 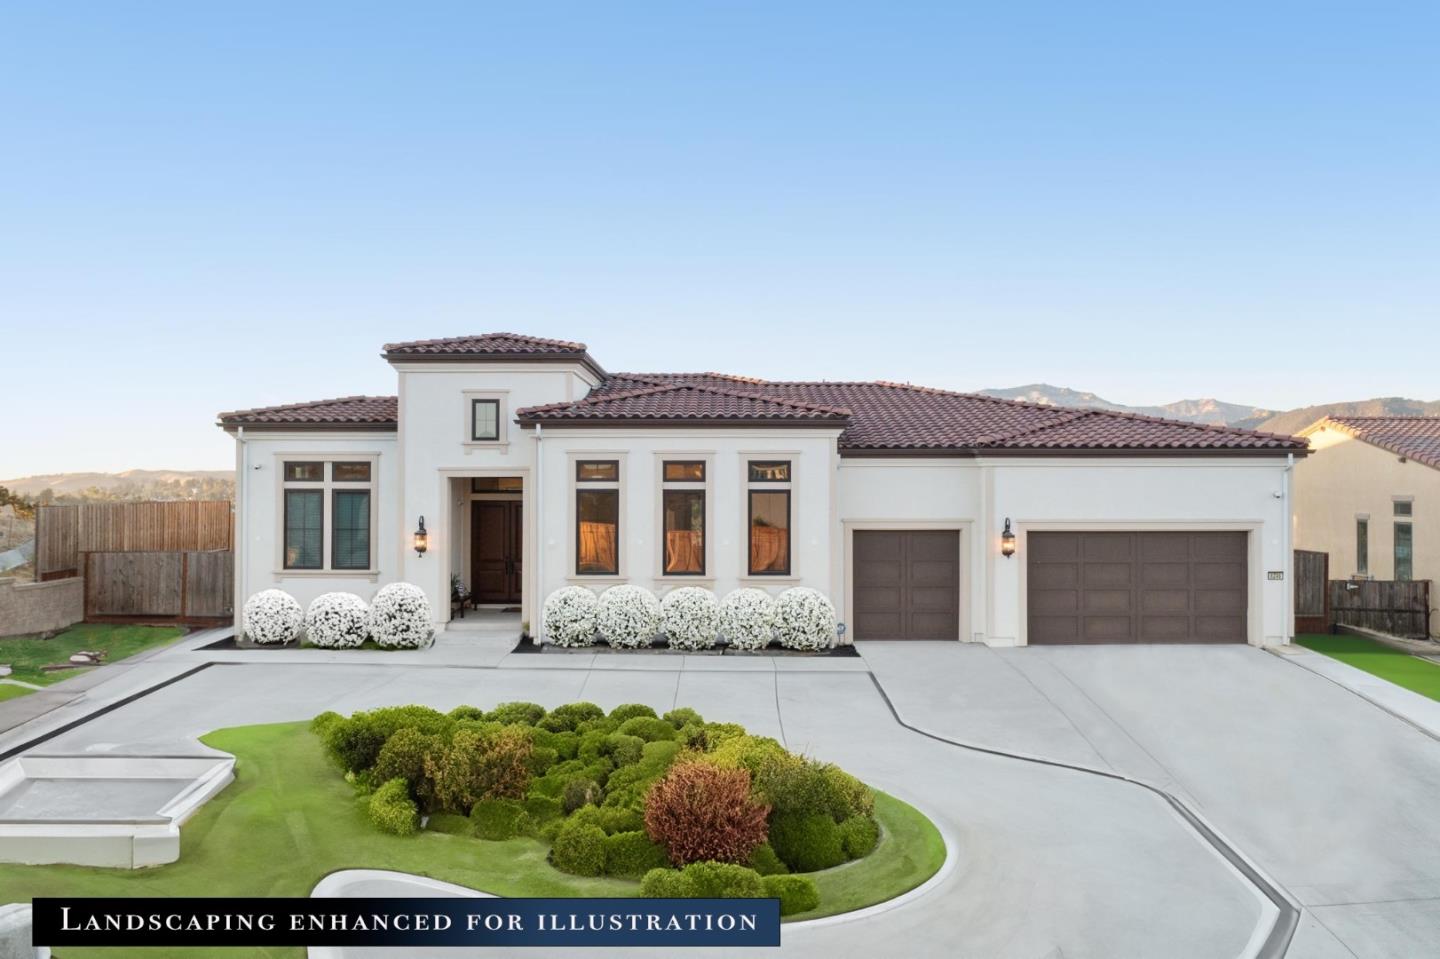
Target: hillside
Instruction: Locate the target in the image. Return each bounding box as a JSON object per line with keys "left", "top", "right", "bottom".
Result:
{"left": 1245, "top": 398, "right": 1440, "bottom": 436}
{"left": 0, "top": 469, "right": 234, "bottom": 501}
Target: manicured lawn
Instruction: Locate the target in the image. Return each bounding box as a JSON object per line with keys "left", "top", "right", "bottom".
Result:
{"left": 0, "top": 683, "right": 34, "bottom": 702}
{"left": 0, "top": 721, "right": 946, "bottom": 958}
{"left": 0, "top": 624, "right": 184, "bottom": 686}
{"left": 1297, "top": 633, "right": 1440, "bottom": 702}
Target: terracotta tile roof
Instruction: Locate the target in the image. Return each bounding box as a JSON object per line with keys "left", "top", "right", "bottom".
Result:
{"left": 383, "top": 332, "right": 588, "bottom": 357}
{"left": 1314, "top": 416, "right": 1440, "bottom": 469}
{"left": 217, "top": 395, "right": 398, "bottom": 429}
{"left": 518, "top": 382, "right": 851, "bottom": 423}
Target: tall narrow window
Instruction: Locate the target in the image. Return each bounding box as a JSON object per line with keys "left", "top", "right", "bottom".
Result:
{"left": 1395, "top": 523, "right": 1414, "bottom": 581}
{"left": 575, "top": 460, "right": 620, "bottom": 575}
{"left": 284, "top": 490, "right": 323, "bottom": 570}
{"left": 747, "top": 459, "right": 791, "bottom": 575}
{"left": 332, "top": 490, "right": 372, "bottom": 570}
{"left": 471, "top": 399, "right": 500, "bottom": 441}
{"left": 1356, "top": 517, "right": 1369, "bottom": 576}
{"left": 661, "top": 459, "right": 706, "bottom": 575}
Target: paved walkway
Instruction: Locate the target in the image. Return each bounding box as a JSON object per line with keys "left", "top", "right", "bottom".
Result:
{"left": 1, "top": 637, "right": 1271, "bottom": 959}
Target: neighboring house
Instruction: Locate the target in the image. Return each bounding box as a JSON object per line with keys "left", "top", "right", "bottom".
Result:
{"left": 1294, "top": 416, "right": 1440, "bottom": 623}
{"left": 218, "top": 333, "right": 1307, "bottom": 647}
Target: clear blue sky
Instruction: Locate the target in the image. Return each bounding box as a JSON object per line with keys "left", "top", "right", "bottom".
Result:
{"left": 2, "top": 1, "right": 1436, "bottom": 475}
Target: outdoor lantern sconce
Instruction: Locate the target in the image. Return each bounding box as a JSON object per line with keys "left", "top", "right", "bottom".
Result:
{"left": 1001, "top": 518, "right": 1016, "bottom": 558}
{"left": 413, "top": 516, "right": 428, "bottom": 557}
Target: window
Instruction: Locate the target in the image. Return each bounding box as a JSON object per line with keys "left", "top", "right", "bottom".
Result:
{"left": 577, "top": 490, "right": 619, "bottom": 574}
{"left": 663, "top": 461, "right": 705, "bottom": 482}
{"left": 280, "top": 459, "right": 376, "bottom": 572}
{"left": 577, "top": 460, "right": 619, "bottom": 482}
{"left": 1395, "top": 523, "right": 1414, "bottom": 581}
{"left": 284, "top": 490, "right": 323, "bottom": 569}
{"left": 332, "top": 490, "right": 371, "bottom": 570}
{"left": 1394, "top": 499, "right": 1414, "bottom": 517}
{"left": 1356, "top": 517, "right": 1369, "bottom": 576}
{"left": 747, "top": 459, "right": 791, "bottom": 575}
{"left": 471, "top": 399, "right": 500, "bottom": 442}
{"left": 472, "top": 476, "right": 524, "bottom": 492}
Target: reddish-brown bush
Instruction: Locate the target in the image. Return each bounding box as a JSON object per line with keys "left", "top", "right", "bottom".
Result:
{"left": 643, "top": 761, "right": 770, "bottom": 866}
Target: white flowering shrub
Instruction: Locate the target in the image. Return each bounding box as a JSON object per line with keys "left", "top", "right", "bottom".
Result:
{"left": 304, "top": 592, "right": 370, "bottom": 649}
{"left": 661, "top": 587, "right": 720, "bottom": 650}
{"left": 596, "top": 585, "right": 662, "bottom": 649}
{"left": 243, "top": 589, "right": 303, "bottom": 645}
{"left": 719, "top": 588, "right": 776, "bottom": 650}
{"left": 369, "top": 582, "right": 434, "bottom": 649}
{"left": 772, "top": 587, "right": 837, "bottom": 651}
{"left": 543, "top": 586, "right": 599, "bottom": 647}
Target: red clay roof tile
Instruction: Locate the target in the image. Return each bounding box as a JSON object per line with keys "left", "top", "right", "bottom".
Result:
{"left": 217, "top": 395, "right": 397, "bottom": 428}
{"left": 1314, "top": 416, "right": 1440, "bottom": 469}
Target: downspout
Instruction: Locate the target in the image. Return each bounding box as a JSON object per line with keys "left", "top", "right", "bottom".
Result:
{"left": 1283, "top": 452, "right": 1294, "bottom": 644}
{"left": 235, "top": 426, "right": 248, "bottom": 635}
{"left": 534, "top": 422, "right": 544, "bottom": 644}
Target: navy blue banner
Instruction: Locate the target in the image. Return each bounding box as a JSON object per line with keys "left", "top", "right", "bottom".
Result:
{"left": 34, "top": 897, "right": 782, "bottom": 948}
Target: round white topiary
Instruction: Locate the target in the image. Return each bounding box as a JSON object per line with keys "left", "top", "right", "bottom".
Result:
{"left": 304, "top": 592, "right": 370, "bottom": 649}
{"left": 243, "top": 588, "right": 303, "bottom": 645}
{"left": 369, "top": 582, "right": 434, "bottom": 649}
{"left": 719, "top": 587, "right": 776, "bottom": 650}
{"left": 772, "top": 587, "right": 837, "bottom": 651}
{"left": 543, "top": 586, "right": 599, "bottom": 647}
{"left": 595, "top": 584, "right": 662, "bottom": 649}
{"left": 661, "top": 587, "right": 721, "bottom": 650}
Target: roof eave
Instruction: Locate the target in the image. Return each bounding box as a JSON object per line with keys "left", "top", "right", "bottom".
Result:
{"left": 516, "top": 416, "right": 849, "bottom": 429}
{"left": 383, "top": 350, "right": 609, "bottom": 379}
{"left": 839, "top": 445, "right": 1308, "bottom": 458}
{"left": 218, "top": 421, "right": 398, "bottom": 433}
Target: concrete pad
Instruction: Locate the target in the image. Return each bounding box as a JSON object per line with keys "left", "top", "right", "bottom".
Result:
{"left": 1279, "top": 644, "right": 1440, "bottom": 738}
{"left": 681, "top": 654, "right": 774, "bottom": 671}
{"left": 1308, "top": 898, "right": 1440, "bottom": 958}
{"left": 574, "top": 668, "right": 681, "bottom": 713}
{"left": 673, "top": 672, "right": 784, "bottom": 742}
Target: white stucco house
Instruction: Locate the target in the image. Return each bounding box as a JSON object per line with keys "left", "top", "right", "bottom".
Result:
{"left": 218, "top": 333, "right": 1307, "bottom": 647}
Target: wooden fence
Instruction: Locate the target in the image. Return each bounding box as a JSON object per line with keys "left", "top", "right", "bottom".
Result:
{"left": 35, "top": 501, "right": 232, "bottom": 577}
{"left": 1293, "top": 550, "right": 1329, "bottom": 634}
{"left": 1329, "top": 579, "right": 1432, "bottom": 638}
{"left": 85, "top": 550, "right": 234, "bottom": 620}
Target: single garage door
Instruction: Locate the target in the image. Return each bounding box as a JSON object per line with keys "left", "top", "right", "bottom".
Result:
{"left": 853, "top": 530, "right": 959, "bottom": 640}
{"left": 1027, "top": 531, "right": 1247, "bottom": 644}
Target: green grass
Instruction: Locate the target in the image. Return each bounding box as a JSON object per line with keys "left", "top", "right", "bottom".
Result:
{"left": 0, "top": 721, "right": 946, "bottom": 958}
{"left": 0, "top": 623, "right": 184, "bottom": 686}
{"left": 1297, "top": 633, "right": 1440, "bottom": 702}
{"left": 0, "top": 683, "right": 35, "bottom": 702}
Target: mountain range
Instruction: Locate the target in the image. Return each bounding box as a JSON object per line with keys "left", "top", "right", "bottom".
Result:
{"left": 0, "top": 469, "right": 234, "bottom": 499}
{"left": 980, "top": 385, "right": 1440, "bottom": 435}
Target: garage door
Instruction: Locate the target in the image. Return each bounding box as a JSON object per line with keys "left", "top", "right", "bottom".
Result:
{"left": 853, "top": 530, "right": 959, "bottom": 640}
{"left": 1027, "top": 532, "right": 1247, "bottom": 644}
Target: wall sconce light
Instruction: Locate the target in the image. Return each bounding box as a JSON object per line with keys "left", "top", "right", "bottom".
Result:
{"left": 413, "top": 516, "right": 428, "bottom": 557}
{"left": 1001, "top": 518, "right": 1016, "bottom": 558}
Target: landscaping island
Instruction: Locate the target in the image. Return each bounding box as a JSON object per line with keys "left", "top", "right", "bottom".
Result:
{"left": 0, "top": 703, "right": 945, "bottom": 959}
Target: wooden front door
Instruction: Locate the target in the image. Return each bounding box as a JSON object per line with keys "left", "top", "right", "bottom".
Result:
{"left": 471, "top": 501, "right": 523, "bottom": 604}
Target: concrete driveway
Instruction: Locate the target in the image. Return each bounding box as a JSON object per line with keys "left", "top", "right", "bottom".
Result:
{"left": 863, "top": 642, "right": 1440, "bottom": 958}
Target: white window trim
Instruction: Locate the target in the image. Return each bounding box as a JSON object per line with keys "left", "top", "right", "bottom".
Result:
{"left": 273, "top": 453, "right": 380, "bottom": 577}
{"left": 1355, "top": 513, "right": 1370, "bottom": 577}
{"left": 1393, "top": 495, "right": 1415, "bottom": 517}
{"left": 654, "top": 452, "right": 715, "bottom": 585}
{"left": 462, "top": 389, "right": 510, "bottom": 452}
{"left": 739, "top": 452, "right": 798, "bottom": 580}
{"left": 567, "top": 451, "right": 628, "bottom": 582}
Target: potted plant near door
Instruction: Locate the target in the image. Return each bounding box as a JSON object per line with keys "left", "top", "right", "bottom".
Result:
{"left": 450, "top": 574, "right": 471, "bottom": 620}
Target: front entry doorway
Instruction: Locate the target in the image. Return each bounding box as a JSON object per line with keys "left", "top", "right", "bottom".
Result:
{"left": 471, "top": 500, "right": 523, "bottom": 605}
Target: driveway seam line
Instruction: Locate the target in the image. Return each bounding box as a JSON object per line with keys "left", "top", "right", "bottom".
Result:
{"left": 1271, "top": 649, "right": 1440, "bottom": 744}
{"left": 862, "top": 671, "right": 1300, "bottom": 959}
{"left": 992, "top": 653, "right": 1117, "bottom": 773}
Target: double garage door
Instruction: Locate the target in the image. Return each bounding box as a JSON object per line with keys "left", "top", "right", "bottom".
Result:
{"left": 1027, "top": 531, "right": 1248, "bottom": 644}
{"left": 851, "top": 528, "right": 1248, "bottom": 644}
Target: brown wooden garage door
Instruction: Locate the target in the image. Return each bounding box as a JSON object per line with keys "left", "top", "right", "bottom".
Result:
{"left": 1027, "top": 532, "right": 1247, "bottom": 644}
{"left": 853, "top": 530, "right": 959, "bottom": 640}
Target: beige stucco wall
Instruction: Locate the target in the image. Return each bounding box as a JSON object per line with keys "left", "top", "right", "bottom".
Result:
{"left": 1293, "top": 426, "right": 1439, "bottom": 591}
{"left": 0, "top": 576, "right": 83, "bottom": 637}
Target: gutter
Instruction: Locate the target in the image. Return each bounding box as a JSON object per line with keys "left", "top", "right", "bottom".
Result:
{"left": 235, "top": 426, "right": 247, "bottom": 633}
{"left": 534, "top": 423, "right": 544, "bottom": 644}
{"left": 1283, "top": 452, "right": 1294, "bottom": 643}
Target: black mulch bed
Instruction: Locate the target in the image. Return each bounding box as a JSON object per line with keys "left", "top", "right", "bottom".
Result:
{"left": 510, "top": 635, "right": 860, "bottom": 657}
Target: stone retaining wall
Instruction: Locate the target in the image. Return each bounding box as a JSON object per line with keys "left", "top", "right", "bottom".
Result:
{"left": 0, "top": 576, "right": 83, "bottom": 638}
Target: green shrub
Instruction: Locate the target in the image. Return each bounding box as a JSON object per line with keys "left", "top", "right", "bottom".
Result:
{"left": 531, "top": 728, "right": 579, "bottom": 760}
{"left": 609, "top": 703, "right": 658, "bottom": 723}
{"left": 617, "top": 716, "right": 677, "bottom": 743}
{"left": 530, "top": 773, "right": 566, "bottom": 799}
{"left": 447, "top": 705, "right": 486, "bottom": 721}
{"left": 640, "top": 867, "right": 691, "bottom": 897}
{"left": 527, "top": 747, "right": 559, "bottom": 776}
{"left": 537, "top": 817, "right": 567, "bottom": 844}
{"left": 677, "top": 723, "right": 709, "bottom": 749}
{"left": 574, "top": 716, "right": 620, "bottom": 736}
{"left": 677, "top": 861, "right": 765, "bottom": 898}
{"left": 641, "top": 740, "right": 681, "bottom": 767}
{"left": 768, "top": 812, "right": 846, "bottom": 872}
{"left": 748, "top": 842, "right": 788, "bottom": 876}
{"left": 701, "top": 722, "right": 748, "bottom": 749}
{"left": 310, "top": 711, "right": 343, "bottom": 736}
{"left": 551, "top": 821, "right": 606, "bottom": 876}
{"left": 524, "top": 794, "right": 562, "bottom": 824}
{"left": 538, "top": 702, "right": 604, "bottom": 732}
{"left": 372, "top": 728, "right": 441, "bottom": 801}
{"left": 368, "top": 778, "right": 419, "bottom": 836}
{"left": 426, "top": 726, "right": 534, "bottom": 813}
{"left": 577, "top": 729, "right": 609, "bottom": 764}
{"left": 706, "top": 734, "right": 788, "bottom": 776}
{"left": 572, "top": 804, "right": 643, "bottom": 835}
{"left": 562, "top": 777, "right": 603, "bottom": 814}
{"left": 838, "top": 815, "right": 879, "bottom": 859}
{"left": 823, "top": 766, "right": 875, "bottom": 820}
{"left": 471, "top": 798, "right": 532, "bottom": 840}
{"left": 663, "top": 707, "right": 704, "bottom": 729}
{"left": 762, "top": 874, "right": 820, "bottom": 916}
{"left": 606, "top": 734, "right": 644, "bottom": 767}
{"left": 323, "top": 705, "right": 454, "bottom": 774}
{"left": 754, "top": 755, "right": 835, "bottom": 819}
{"left": 486, "top": 702, "right": 546, "bottom": 726}
{"left": 603, "top": 831, "right": 670, "bottom": 878}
